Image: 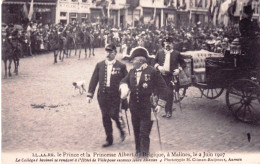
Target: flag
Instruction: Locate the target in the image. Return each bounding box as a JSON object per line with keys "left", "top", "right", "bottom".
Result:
{"left": 197, "top": 0, "right": 203, "bottom": 7}
{"left": 22, "top": 3, "right": 28, "bottom": 18}
{"left": 127, "top": 0, "right": 139, "bottom": 9}
{"left": 96, "top": 0, "right": 108, "bottom": 17}
{"left": 152, "top": 7, "right": 156, "bottom": 24}
{"left": 211, "top": 0, "right": 218, "bottom": 22}
{"left": 179, "top": 0, "right": 186, "bottom": 10}
{"left": 228, "top": 0, "right": 237, "bottom": 22}
{"left": 208, "top": 0, "right": 212, "bottom": 15}
{"left": 107, "top": 0, "right": 111, "bottom": 18}
{"left": 164, "top": 0, "right": 170, "bottom": 6}
{"left": 177, "top": 0, "right": 180, "bottom": 9}
{"left": 213, "top": 0, "right": 222, "bottom": 25}
{"left": 190, "top": 0, "right": 193, "bottom": 8}
{"left": 218, "top": 0, "right": 232, "bottom": 25}
{"left": 28, "top": 0, "right": 34, "bottom": 21}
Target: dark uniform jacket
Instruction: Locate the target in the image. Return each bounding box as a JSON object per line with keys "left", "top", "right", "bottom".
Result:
{"left": 239, "top": 18, "right": 260, "bottom": 67}
{"left": 120, "top": 65, "right": 167, "bottom": 115}
{"left": 239, "top": 18, "right": 260, "bottom": 39}
{"left": 153, "top": 49, "right": 186, "bottom": 74}
{"left": 87, "top": 60, "right": 128, "bottom": 98}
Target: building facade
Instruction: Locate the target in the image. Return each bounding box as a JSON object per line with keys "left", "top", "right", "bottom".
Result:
{"left": 55, "top": 0, "right": 126, "bottom": 27}
{"left": 2, "top": 0, "right": 57, "bottom": 25}
{"left": 2, "top": 0, "right": 259, "bottom": 27}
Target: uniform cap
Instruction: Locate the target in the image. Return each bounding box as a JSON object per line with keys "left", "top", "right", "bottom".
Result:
{"left": 105, "top": 44, "right": 116, "bottom": 52}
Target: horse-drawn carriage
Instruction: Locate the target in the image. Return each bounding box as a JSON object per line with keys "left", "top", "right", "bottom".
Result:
{"left": 173, "top": 38, "right": 260, "bottom": 124}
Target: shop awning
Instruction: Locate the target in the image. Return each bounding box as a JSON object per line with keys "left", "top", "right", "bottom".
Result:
{"left": 3, "top": 1, "right": 56, "bottom": 5}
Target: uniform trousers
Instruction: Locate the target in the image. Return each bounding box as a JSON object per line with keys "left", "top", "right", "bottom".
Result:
{"left": 130, "top": 103, "right": 153, "bottom": 156}
{"left": 97, "top": 91, "right": 125, "bottom": 143}
{"left": 161, "top": 74, "right": 174, "bottom": 114}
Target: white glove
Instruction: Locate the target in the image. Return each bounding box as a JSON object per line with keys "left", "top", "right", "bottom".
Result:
{"left": 154, "top": 105, "right": 162, "bottom": 113}
{"left": 119, "top": 84, "right": 130, "bottom": 99}
{"left": 157, "top": 66, "right": 166, "bottom": 74}
{"left": 173, "top": 68, "right": 180, "bottom": 76}
{"left": 86, "top": 97, "right": 92, "bottom": 103}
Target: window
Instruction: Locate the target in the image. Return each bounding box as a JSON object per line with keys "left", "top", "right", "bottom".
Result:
{"left": 70, "top": 13, "right": 77, "bottom": 17}
{"left": 72, "top": 0, "right": 78, "bottom": 2}
{"left": 82, "top": 0, "right": 87, "bottom": 2}
{"left": 60, "top": 12, "right": 67, "bottom": 17}
{"left": 60, "top": 20, "right": 67, "bottom": 25}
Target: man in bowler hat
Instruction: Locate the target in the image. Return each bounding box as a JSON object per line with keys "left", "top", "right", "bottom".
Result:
{"left": 153, "top": 36, "right": 186, "bottom": 118}
{"left": 86, "top": 44, "right": 128, "bottom": 147}
{"left": 120, "top": 47, "right": 168, "bottom": 156}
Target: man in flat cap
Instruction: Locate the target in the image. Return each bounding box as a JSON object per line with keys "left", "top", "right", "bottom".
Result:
{"left": 153, "top": 36, "right": 186, "bottom": 118}
{"left": 120, "top": 47, "right": 168, "bottom": 157}
{"left": 86, "top": 44, "right": 128, "bottom": 147}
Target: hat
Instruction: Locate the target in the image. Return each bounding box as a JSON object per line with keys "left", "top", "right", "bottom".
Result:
{"left": 164, "top": 36, "right": 174, "bottom": 43}
{"left": 105, "top": 44, "right": 116, "bottom": 52}
{"left": 129, "top": 47, "right": 150, "bottom": 59}
{"left": 243, "top": 5, "right": 254, "bottom": 14}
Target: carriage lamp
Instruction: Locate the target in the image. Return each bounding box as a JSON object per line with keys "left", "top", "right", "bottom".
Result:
{"left": 230, "top": 38, "right": 241, "bottom": 55}
{"left": 230, "top": 38, "right": 241, "bottom": 67}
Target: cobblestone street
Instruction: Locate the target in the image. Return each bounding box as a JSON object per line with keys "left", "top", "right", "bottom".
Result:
{"left": 2, "top": 48, "right": 260, "bottom": 163}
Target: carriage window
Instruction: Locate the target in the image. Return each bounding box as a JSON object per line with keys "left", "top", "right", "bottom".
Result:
{"left": 72, "top": 0, "right": 78, "bottom": 2}
{"left": 60, "top": 12, "right": 67, "bottom": 17}
{"left": 81, "top": 13, "right": 87, "bottom": 17}
{"left": 82, "top": 0, "right": 87, "bottom": 2}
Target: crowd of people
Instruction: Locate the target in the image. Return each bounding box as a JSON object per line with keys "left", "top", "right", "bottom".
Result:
{"left": 2, "top": 19, "right": 242, "bottom": 59}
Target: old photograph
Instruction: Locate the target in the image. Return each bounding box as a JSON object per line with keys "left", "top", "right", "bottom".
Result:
{"left": 1, "top": 0, "right": 260, "bottom": 163}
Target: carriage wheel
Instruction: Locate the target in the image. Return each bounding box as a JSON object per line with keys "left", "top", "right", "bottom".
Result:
{"left": 173, "top": 87, "right": 187, "bottom": 103}
{"left": 199, "top": 88, "right": 224, "bottom": 99}
{"left": 226, "top": 79, "right": 260, "bottom": 124}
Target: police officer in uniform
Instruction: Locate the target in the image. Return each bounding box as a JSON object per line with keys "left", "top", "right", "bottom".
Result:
{"left": 86, "top": 44, "right": 128, "bottom": 147}
{"left": 120, "top": 47, "right": 168, "bottom": 157}
{"left": 153, "top": 36, "right": 186, "bottom": 118}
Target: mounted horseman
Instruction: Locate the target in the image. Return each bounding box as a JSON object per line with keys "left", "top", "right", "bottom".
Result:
{"left": 2, "top": 24, "right": 24, "bottom": 77}
{"left": 2, "top": 24, "right": 14, "bottom": 78}
{"left": 73, "top": 24, "right": 85, "bottom": 59}
{"left": 49, "top": 27, "right": 65, "bottom": 63}
{"left": 83, "top": 26, "right": 95, "bottom": 58}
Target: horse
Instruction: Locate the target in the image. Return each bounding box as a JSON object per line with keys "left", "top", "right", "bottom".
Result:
{"left": 73, "top": 26, "right": 85, "bottom": 59}
{"left": 49, "top": 30, "right": 67, "bottom": 63}
{"left": 83, "top": 29, "right": 95, "bottom": 58}
{"left": 2, "top": 36, "right": 14, "bottom": 78}
{"left": 2, "top": 32, "right": 23, "bottom": 77}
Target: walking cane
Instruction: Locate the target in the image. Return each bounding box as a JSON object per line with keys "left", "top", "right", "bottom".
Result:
{"left": 120, "top": 99, "right": 131, "bottom": 135}
{"left": 173, "top": 75, "right": 182, "bottom": 112}
{"left": 152, "top": 107, "right": 162, "bottom": 150}
{"left": 151, "top": 94, "right": 162, "bottom": 150}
